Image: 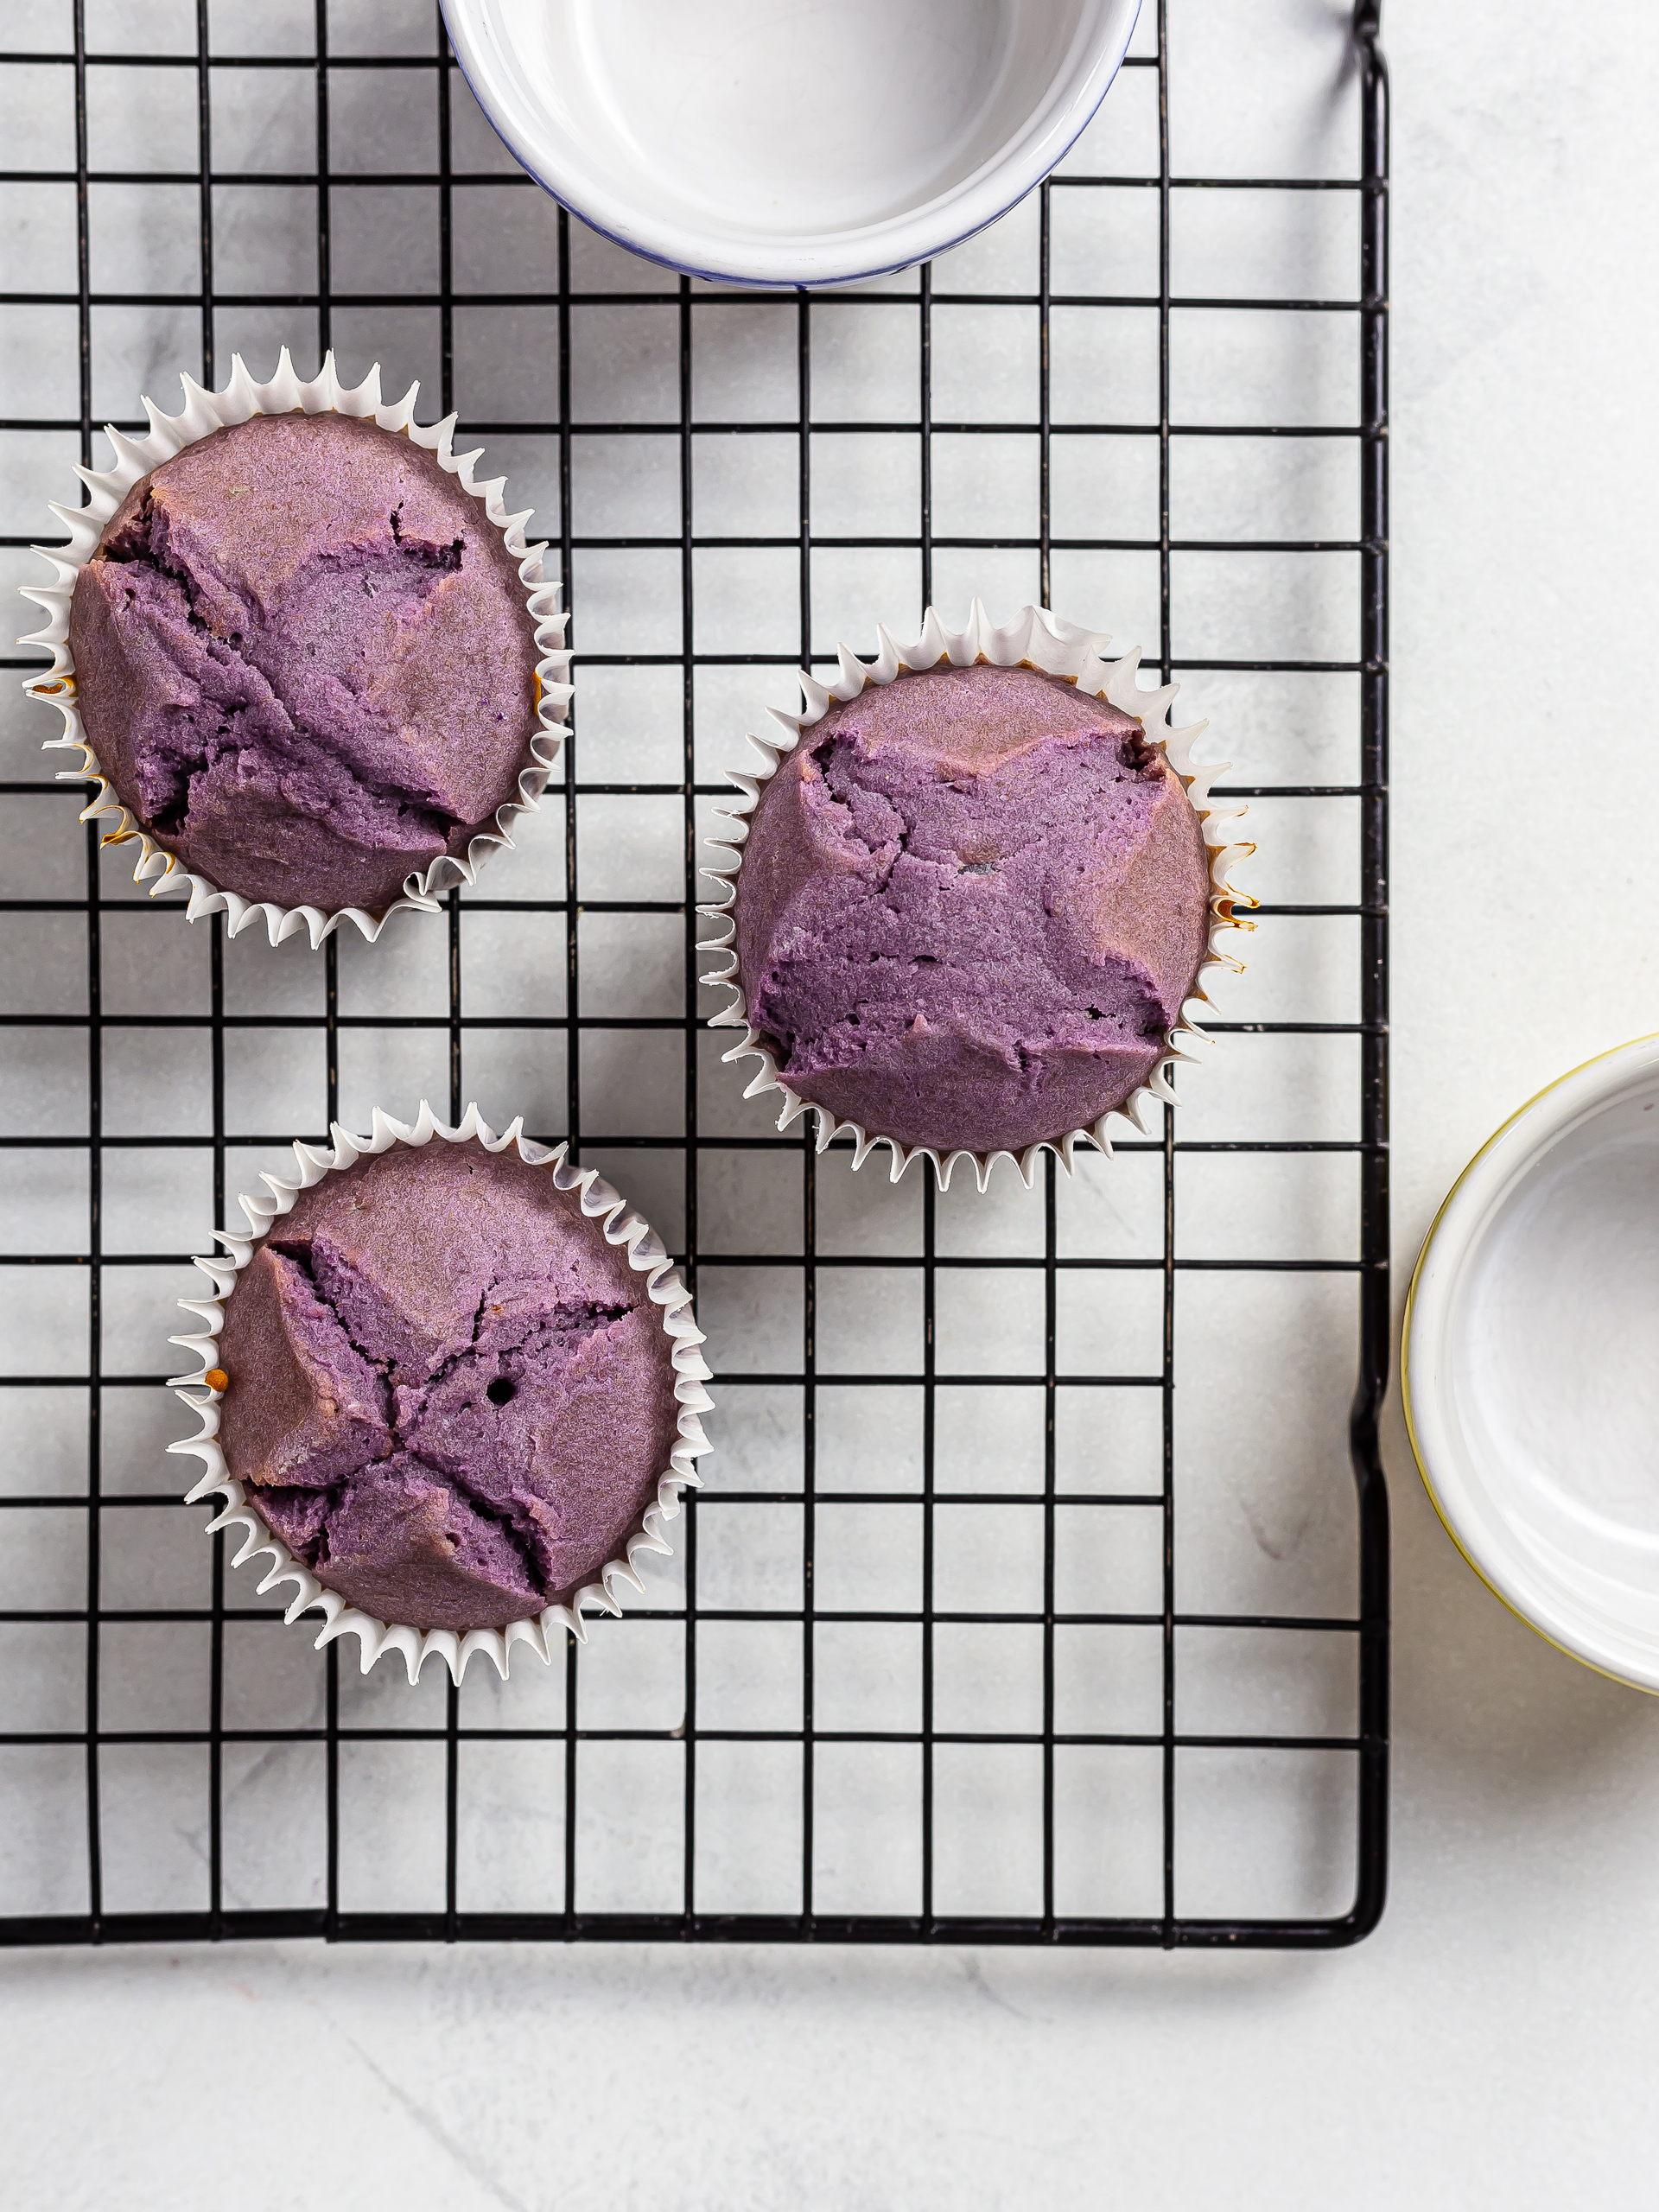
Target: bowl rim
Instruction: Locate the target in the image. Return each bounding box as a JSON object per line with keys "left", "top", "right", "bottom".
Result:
{"left": 440, "top": 0, "right": 1143, "bottom": 288}
{"left": 1402, "top": 1028, "right": 1659, "bottom": 1694}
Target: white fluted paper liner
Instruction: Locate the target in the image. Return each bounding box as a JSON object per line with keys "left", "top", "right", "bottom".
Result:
{"left": 699, "top": 601, "right": 1255, "bottom": 1192}
{"left": 166, "top": 1103, "right": 713, "bottom": 1686}
{"left": 18, "top": 349, "right": 570, "bottom": 948}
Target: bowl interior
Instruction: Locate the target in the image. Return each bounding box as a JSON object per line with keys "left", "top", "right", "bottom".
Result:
{"left": 1420, "top": 1045, "right": 1659, "bottom": 1678}
{"left": 449, "top": 0, "right": 1133, "bottom": 279}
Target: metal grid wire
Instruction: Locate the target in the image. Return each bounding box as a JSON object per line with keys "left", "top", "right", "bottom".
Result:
{"left": 0, "top": 0, "right": 1389, "bottom": 1947}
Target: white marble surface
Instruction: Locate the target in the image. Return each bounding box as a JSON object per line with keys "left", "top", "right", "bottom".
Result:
{"left": 4, "top": 0, "right": 1659, "bottom": 2202}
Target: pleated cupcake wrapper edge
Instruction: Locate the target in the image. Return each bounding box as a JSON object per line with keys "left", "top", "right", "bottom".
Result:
{"left": 165, "top": 1101, "right": 714, "bottom": 1686}
{"left": 17, "top": 347, "right": 571, "bottom": 949}
{"left": 696, "top": 599, "right": 1256, "bottom": 1193}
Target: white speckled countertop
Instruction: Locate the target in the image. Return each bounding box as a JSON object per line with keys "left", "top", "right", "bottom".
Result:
{"left": 3, "top": 0, "right": 1658, "bottom": 2203}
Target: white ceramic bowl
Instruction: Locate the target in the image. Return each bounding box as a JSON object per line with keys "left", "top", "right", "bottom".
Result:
{"left": 441, "top": 0, "right": 1142, "bottom": 288}
{"left": 1405, "top": 1033, "right": 1659, "bottom": 1690}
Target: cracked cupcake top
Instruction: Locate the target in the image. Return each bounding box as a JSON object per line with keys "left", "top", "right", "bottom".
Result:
{"left": 215, "top": 1141, "right": 680, "bottom": 1631}
{"left": 732, "top": 662, "right": 1213, "bottom": 1158}
{"left": 67, "top": 410, "right": 538, "bottom": 917}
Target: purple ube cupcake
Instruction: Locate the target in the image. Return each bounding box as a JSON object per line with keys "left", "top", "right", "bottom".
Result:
{"left": 67, "top": 410, "right": 538, "bottom": 918}
{"left": 730, "top": 660, "right": 1215, "bottom": 1160}
{"left": 213, "top": 1141, "right": 683, "bottom": 1632}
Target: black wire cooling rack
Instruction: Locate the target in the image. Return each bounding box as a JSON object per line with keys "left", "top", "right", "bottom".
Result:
{"left": 0, "top": 0, "right": 1389, "bottom": 1948}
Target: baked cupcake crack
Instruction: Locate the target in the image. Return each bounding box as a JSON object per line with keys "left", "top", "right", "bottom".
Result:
{"left": 214, "top": 1142, "right": 679, "bottom": 1630}
{"left": 733, "top": 662, "right": 1213, "bottom": 1156}
{"left": 247, "top": 1235, "right": 637, "bottom": 1616}
{"left": 67, "top": 410, "right": 539, "bottom": 916}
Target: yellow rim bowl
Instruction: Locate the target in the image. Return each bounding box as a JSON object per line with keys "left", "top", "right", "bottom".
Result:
{"left": 1403, "top": 1032, "right": 1659, "bottom": 1692}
